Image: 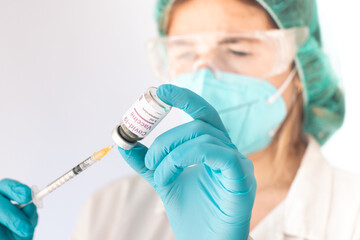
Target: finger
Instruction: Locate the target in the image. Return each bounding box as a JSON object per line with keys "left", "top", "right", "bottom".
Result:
{"left": 0, "top": 194, "right": 35, "bottom": 238}
{"left": 0, "top": 179, "right": 32, "bottom": 204}
{"left": 22, "top": 203, "right": 38, "bottom": 228}
{"left": 117, "top": 143, "right": 155, "bottom": 186}
{"left": 156, "top": 84, "right": 226, "bottom": 132}
{"left": 154, "top": 138, "right": 254, "bottom": 192}
{"left": 145, "top": 120, "right": 235, "bottom": 170}
{"left": 153, "top": 134, "right": 229, "bottom": 186}
{"left": 0, "top": 225, "right": 12, "bottom": 239}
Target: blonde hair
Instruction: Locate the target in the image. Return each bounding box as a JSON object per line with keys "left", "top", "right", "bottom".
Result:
{"left": 272, "top": 76, "right": 306, "bottom": 166}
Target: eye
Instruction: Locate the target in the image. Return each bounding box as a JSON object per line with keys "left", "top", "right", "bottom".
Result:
{"left": 228, "top": 50, "right": 251, "bottom": 56}
{"left": 168, "top": 47, "right": 196, "bottom": 61}
{"left": 176, "top": 51, "right": 196, "bottom": 60}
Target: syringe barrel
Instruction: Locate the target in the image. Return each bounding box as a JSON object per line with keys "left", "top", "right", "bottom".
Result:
{"left": 34, "top": 156, "right": 97, "bottom": 201}
{"left": 35, "top": 171, "right": 75, "bottom": 200}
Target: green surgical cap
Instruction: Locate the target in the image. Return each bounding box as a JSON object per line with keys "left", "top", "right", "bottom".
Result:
{"left": 154, "top": 0, "right": 345, "bottom": 145}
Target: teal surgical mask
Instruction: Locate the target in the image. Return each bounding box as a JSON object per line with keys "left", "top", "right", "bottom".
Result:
{"left": 172, "top": 68, "right": 297, "bottom": 155}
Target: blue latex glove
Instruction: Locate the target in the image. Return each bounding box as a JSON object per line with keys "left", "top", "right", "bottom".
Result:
{"left": 0, "top": 179, "right": 38, "bottom": 240}
{"left": 118, "top": 84, "right": 256, "bottom": 240}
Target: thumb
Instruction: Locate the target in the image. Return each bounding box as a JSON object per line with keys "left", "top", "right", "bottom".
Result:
{"left": 118, "top": 143, "right": 155, "bottom": 186}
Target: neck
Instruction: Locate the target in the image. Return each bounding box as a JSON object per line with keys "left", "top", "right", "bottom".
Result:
{"left": 247, "top": 138, "right": 307, "bottom": 191}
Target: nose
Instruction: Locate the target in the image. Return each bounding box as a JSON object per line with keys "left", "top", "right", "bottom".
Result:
{"left": 192, "top": 59, "right": 217, "bottom": 77}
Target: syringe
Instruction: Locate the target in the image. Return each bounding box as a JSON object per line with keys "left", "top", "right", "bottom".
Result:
{"left": 18, "top": 145, "right": 114, "bottom": 209}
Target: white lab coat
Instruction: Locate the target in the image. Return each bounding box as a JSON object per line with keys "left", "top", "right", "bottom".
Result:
{"left": 72, "top": 137, "right": 360, "bottom": 240}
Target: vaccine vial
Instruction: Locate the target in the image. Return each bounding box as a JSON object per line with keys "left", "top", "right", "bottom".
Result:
{"left": 112, "top": 87, "right": 172, "bottom": 150}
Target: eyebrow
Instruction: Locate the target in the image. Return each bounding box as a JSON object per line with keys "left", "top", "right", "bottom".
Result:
{"left": 167, "top": 39, "right": 194, "bottom": 47}
{"left": 166, "top": 36, "right": 260, "bottom": 47}
{"left": 218, "top": 37, "right": 258, "bottom": 45}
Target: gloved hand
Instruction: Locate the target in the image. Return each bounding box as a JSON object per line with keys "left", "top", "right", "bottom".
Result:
{"left": 0, "top": 179, "right": 38, "bottom": 240}
{"left": 118, "top": 84, "right": 256, "bottom": 240}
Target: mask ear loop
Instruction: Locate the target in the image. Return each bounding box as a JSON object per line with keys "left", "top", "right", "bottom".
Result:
{"left": 267, "top": 68, "right": 298, "bottom": 105}
{"left": 267, "top": 69, "right": 302, "bottom": 138}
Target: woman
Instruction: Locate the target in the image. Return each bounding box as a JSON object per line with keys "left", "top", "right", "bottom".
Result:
{"left": 1, "top": 0, "right": 359, "bottom": 239}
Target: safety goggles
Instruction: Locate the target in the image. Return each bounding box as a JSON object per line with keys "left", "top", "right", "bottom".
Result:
{"left": 146, "top": 27, "right": 309, "bottom": 81}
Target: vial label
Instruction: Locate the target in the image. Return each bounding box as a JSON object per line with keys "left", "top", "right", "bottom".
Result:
{"left": 122, "top": 95, "right": 167, "bottom": 138}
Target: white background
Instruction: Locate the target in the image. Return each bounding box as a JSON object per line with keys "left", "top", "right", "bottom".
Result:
{"left": 0, "top": 0, "right": 359, "bottom": 239}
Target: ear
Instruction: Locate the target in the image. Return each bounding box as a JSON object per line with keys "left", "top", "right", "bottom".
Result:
{"left": 294, "top": 74, "right": 303, "bottom": 94}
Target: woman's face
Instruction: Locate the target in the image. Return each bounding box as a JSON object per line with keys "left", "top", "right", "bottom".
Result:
{"left": 167, "top": 0, "right": 299, "bottom": 111}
